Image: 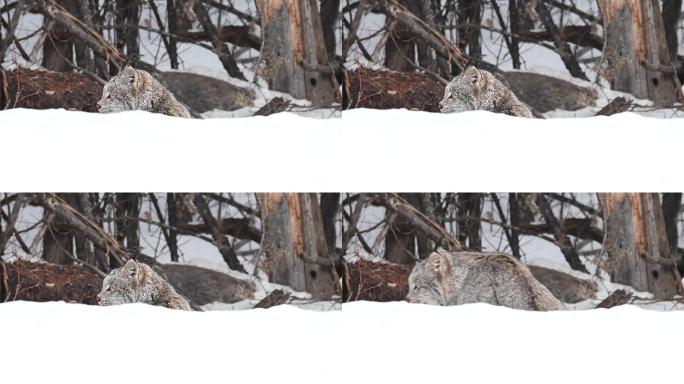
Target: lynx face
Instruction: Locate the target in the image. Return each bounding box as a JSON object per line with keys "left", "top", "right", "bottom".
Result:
{"left": 406, "top": 253, "right": 451, "bottom": 305}
{"left": 97, "top": 260, "right": 141, "bottom": 306}
{"left": 439, "top": 66, "right": 486, "bottom": 113}
{"left": 97, "top": 66, "right": 145, "bottom": 113}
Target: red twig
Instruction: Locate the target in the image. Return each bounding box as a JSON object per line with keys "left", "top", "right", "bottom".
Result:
{"left": 11, "top": 47, "right": 38, "bottom": 109}
{"left": 12, "top": 260, "right": 38, "bottom": 301}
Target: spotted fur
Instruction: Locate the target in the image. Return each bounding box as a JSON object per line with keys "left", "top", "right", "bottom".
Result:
{"left": 407, "top": 251, "right": 563, "bottom": 311}
{"left": 97, "top": 66, "right": 192, "bottom": 118}
{"left": 97, "top": 259, "right": 192, "bottom": 311}
{"left": 439, "top": 66, "right": 533, "bottom": 118}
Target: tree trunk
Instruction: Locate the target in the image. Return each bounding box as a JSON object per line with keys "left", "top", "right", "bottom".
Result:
{"left": 166, "top": 0, "right": 180, "bottom": 69}
{"left": 599, "top": 193, "right": 682, "bottom": 298}
{"left": 256, "top": 0, "right": 339, "bottom": 106}
{"left": 256, "top": 193, "right": 339, "bottom": 299}
{"left": 115, "top": 0, "right": 141, "bottom": 59}
{"left": 114, "top": 193, "right": 140, "bottom": 252}
{"left": 384, "top": 193, "right": 431, "bottom": 264}
{"left": 457, "top": 0, "right": 482, "bottom": 59}
{"left": 43, "top": 193, "right": 89, "bottom": 264}
{"left": 661, "top": 0, "right": 682, "bottom": 60}
{"left": 319, "top": 0, "right": 339, "bottom": 61}
{"left": 598, "top": 0, "right": 680, "bottom": 105}
{"left": 457, "top": 193, "right": 482, "bottom": 250}
{"left": 42, "top": 0, "right": 81, "bottom": 71}
{"left": 661, "top": 193, "right": 681, "bottom": 254}
{"left": 319, "top": 193, "right": 340, "bottom": 256}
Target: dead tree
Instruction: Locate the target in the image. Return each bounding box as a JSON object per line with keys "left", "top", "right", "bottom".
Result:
{"left": 256, "top": 193, "right": 339, "bottom": 299}
{"left": 598, "top": 0, "right": 681, "bottom": 105}
{"left": 41, "top": 0, "right": 83, "bottom": 71}
{"left": 661, "top": 0, "right": 682, "bottom": 60}
{"left": 115, "top": 0, "right": 141, "bottom": 60}
{"left": 114, "top": 193, "right": 140, "bottom": 253}
{"left": 457, "top": 0, "right": 482, "bottom": 60}
{"left": 383, "top": 193, "right": 433, "bottom": 264}
{"left": 256, "top": 0, "right": 339, "bottom": 106}
{"left": 536, "top": 0, "right": 588, "bottom": 80}
{"left": 0, "top": 194, "right": 25, "bottom": 256}
{"left": 42, "top": 193, "right": 94, "bottom": 265}
{"left": 319, "top": 0, "right": 339, "bottom": 60}
{"left": 0, "top": 0, "right": 25, "bottom": 65}
{"left": 599, "top": 193, "right": 682, "bottom": 299}
{"left": 457, "top": 193, "right": 483, "bottom": 251}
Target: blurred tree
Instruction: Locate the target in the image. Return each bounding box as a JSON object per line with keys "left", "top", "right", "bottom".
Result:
{"left": 256, "top": 0, "right": 339, "bottom": 106}
{"left": 600, "top": 193, "right": 682, "bottom": 298}
{"left": 256, "top": 193, "right": 339, "bottom": 299}
{"left": 598, "top": 0, "right": 680, "bottom": 105}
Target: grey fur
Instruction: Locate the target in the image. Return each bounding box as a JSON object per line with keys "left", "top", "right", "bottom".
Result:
{"left": 439, "top": 66, "right": 533, "bottom": 118}
{"left": 97, "top": 259, "right": 192, "bottom": 311}
{"left": 407, "top": 251, "right": 563, "bottom": 311}
{"left": 97, "top": 66, "right": 192, "bottom": 118}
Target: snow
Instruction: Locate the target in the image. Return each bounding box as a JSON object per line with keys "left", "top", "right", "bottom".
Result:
{"left": 2, "top": 108, "right": 684, "bottom": 192}
{"left": 2, "top": 300, "right": 683, "bottom": 384}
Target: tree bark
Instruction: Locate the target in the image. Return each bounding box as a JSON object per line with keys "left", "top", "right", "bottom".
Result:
{"left": 319, "top": 193, "right": 340, "bottom": 256}
{"left": 661, "top": 193, "right": 681, "bottom": 254}
{"left": 114, "top": 193, "right": 140, "bottom": 252}
{"left": 256, "top": 0, "right": 339, "bottom": 105}
{"left": 115, "top": 0, "right": 140, "bottom": 60}
{"left": 661, "top": 0, "right": 682, "bottom": 60}
{"left": 43, "top": 193, "right": 92, "bottom": 265}
{"left": 599, "top": 193, "right": 682, "bottom": 298}
{"left": 457, "top": 0, "right": 482, "bottom": 59}
{"left": 457, "top": 193, "right": 482, "bottom": 250}
{"left": 319, "top": 0, "right": 339, "bottom": 61}
{"left": 256, "top": 193, "right": 339, "bottom": 299}
{"left": 598, "top": 0, "right": 681, "bottom": 105}
{"left": 42, "top": 0, "right": 81, "bottom": 71}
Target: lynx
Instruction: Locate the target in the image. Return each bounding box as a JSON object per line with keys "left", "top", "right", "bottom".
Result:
{"left": 439, "top": 66, "right": 533, "bottom": 118}
{"left": 97, "top": 259, "right": 192, "bottom": 311}
{"left": 97, "top": 66, "right": 192, "bottom": 118}
{"left": 407, "top": 251, "right": 563, "bottom": 311}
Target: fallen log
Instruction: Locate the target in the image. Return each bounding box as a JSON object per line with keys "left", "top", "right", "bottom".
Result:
{"left": 1, "top": 67, "right": 102, "bottom": 111}
{"left": 162, "top": 264, "right": 255, "bottom": 305}
{"left": 0, "top": 259, "right": 101, "bottom": 304}
{"left": 254, "top": 289, "right": 291, "bottom": 309}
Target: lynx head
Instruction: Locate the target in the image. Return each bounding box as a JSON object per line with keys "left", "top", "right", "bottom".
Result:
{"left": 97, "top": 259, "right": 145, "bottom": 306}
{"left": 406, "top": 252, "right": 453, "bottom": 305}
{"left": 97, "top": 66, "right": 151, "bottom": 113}
{"left": 439, "top": 66, "right": 489, "bottom": 113}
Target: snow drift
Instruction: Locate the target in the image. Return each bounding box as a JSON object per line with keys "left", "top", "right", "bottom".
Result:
{"left": 2, "top": 108, "right": 684, "bottom": 192}
{"left": 1, "top": 300, "right": 683, "bottom": 384}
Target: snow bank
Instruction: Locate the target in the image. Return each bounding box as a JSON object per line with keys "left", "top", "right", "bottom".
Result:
{"left": 2, "top": 108, "right": 684, "bottom": 192}
{"left": 2, "top": 300, "right": 683, "bottom": 384}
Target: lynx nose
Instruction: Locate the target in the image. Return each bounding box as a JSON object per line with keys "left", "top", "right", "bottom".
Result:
{"left": 96, "top": 101, "right": 102, "bottom": 110}
{"left": 96, "top": 293, "right": 102, "bottom": 303}
{"left": 438, "top": 101, "right": 444, "bottom": 110}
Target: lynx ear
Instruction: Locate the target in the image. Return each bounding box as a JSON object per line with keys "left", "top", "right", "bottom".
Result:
{"left": 426, "top": 252, "right": 451, "bottom": 279}
{"left": 125, "top": 259, "right": 140, "bottom": 278}
{"left": 462, "top": 66, "right": 485, "bottom": 92}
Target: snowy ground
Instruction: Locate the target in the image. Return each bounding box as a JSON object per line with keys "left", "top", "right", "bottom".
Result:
{"left": 2, "top": 300, "right": 683, "bottom": 384}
